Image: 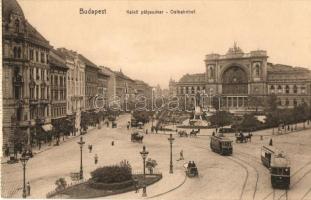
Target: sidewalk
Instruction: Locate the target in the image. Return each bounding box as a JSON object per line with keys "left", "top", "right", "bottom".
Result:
{"left": 1, "top": 126, "right": 97, "bottom": 165}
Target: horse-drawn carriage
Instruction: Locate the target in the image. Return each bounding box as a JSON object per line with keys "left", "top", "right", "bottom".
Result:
{"left": 184, "top": 162, "right": 199, "bottom": 177}
{"left": 112, "top": 121, "right": 117, "bottom": 128}
{"left": 235, "top": 133, "right": 252, "bottom": 143}
{"left": 178, "top": 130, "right": 188, "bottom": 137}
{"left": 190, "top": 129, "right": 200, "bottom": 137}
{"left": 131, "top": 131, "right": 144, "bottom": 143}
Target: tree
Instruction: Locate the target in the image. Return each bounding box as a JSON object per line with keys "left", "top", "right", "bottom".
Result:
{"left": 266, "top": 94, "right": 278, "bottom": 112}
{"left": 55, "top": 178, "right": 67, "bottom": 191}
{"left": 146, "top": 158, "right": 158, "bottom": 174}
{"left": 210, "top": 111, "right": 233, "bottom": 128}
{"left": 249, "top": 96, "right": 263, "bottom": 112}
{"left": 238, "top": 114, "right": 262, "bottom": 132}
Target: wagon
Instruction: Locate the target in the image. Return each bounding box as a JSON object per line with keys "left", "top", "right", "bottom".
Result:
{"left": 178, "top": 130, "right": 188, "bottom": 137}
{"left": 131, "top": 132, "right": 144, "bottom": 143}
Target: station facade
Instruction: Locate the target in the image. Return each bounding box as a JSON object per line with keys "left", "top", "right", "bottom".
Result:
{"left": 170, "top": 44, "right": 311, "bottom": 111}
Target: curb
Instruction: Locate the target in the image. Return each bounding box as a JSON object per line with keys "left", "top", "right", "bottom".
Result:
{"left": 147, "top": 173, "right": 187, "bottom": 199}
{"left": 1, "top": 126, "right": 98, "bottom": 165}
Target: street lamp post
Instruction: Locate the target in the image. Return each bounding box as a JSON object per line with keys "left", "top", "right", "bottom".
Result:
{"left": 77, "top": 136, "right": 85, "bottom": 180}
{"left": 168, "top": 134, "right": 175, "bottom": 174}
{"left": 140, "top": 145, "right": 149, "bottom": 197}
{"left": 20, "top": 155, "right": 29, "bottom": 198}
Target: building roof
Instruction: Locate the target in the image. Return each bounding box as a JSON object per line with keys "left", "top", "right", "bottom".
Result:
{"left": 178, "top": 73, "right": 206, "bottom": 83}
{"left": 78, "top": 54, "right": 98, "bottom": 69}
{"left": 114, "top": 70, "right": 134, "bottom": 82}
{"left": 56, "top": 48, "right": 77, "bottom": 60}
{"left": 2, "top": 0, "right": 25, "bottom": 22}
{"left": 2, "top": 0, "right": 50, "bottom": 48}
{"left": 25, "top": 21, "right": 50, "bottom": 46}
{"left": 49, "top": 49, "right": 68, "bottom": 69}
{"left": 267, "top": 63, "right": 311, "bottom": 80}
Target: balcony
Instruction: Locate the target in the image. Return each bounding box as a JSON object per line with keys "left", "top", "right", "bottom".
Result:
{"left": 30, "top": 99, "right": 39, "bottom": 105}
{"left": 39, "top": 99, "right": 49, "bottom": 104}
{"left": 13, "top": 76, "right": 23, "bottom": 86}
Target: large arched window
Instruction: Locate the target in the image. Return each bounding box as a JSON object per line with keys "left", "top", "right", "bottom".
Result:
{"left": 278, "top": 85, "right": 282, "bottom": 93}
{"left": 222, "top": 66, "right": 248, "bottom": 94}
{"left": 17, "top": 47, "right": 21, "bottom": 58}
{"left": 270, "top": 85, "right": 275, "bottom": 93}
{"left": 293, "top": 85, "right": 297, "bottom": 94}
{"left": 13, "top": 47, "right": 18, "bottom": 58}
{"left": 285, "top": 98, "right": 289, "bottom": 106}
{"left": 15, "top": 19, "right": 20, "bottom": 32}
{"left": 285, "top": 85, "right": 290, "bottom": 94}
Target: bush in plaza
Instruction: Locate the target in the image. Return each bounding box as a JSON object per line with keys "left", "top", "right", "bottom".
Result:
{"left": 210, "top": 111, "right": 233, "bottom": 127}
{"left": 236, "top": 113, "right": 263, "bottom": 132}
{"left": 90, "top": 160, "right": 132, "bottom": 184}
{"left": 55, "top": 178, "right": 67, "bottom": 191}
{"left": 132, "top": 110, "right": 151, "bottom": 124}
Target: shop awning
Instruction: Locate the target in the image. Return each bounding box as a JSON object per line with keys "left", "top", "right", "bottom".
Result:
{"left": 42, "top": 124, "right": 53, "bottom": 132}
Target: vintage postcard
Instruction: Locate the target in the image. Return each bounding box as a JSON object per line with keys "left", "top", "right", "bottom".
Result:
{"left": 1, "top": 0, "right": 311, "bottom": 199}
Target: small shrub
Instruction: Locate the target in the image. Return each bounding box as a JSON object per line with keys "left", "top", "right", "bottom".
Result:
{"left": 55, "top": 178, "right": 67, "bottom": 191}
{"left": 91, "top": 160, "right": 132, "bottom": 183}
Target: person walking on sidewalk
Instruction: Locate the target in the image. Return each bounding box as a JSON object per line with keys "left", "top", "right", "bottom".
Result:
{"left": 88, "top": 144, "right": 93, "bottom": 153}
{"left": 94, "top": 154, "right": 98, "bottom": 164}
{"left": 133, "top": 178, "right": 139, "bottom": 193}
{"left": 179, "top": 149, "right": 184, "bottom": 160}
{"left": 26, "top": 182, "right": 31, "bottom": 196}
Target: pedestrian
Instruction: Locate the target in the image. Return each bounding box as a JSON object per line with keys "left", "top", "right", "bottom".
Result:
{"left": 269, "top": 138, "right": 273, "bottom": 146}
{"left": 134, "top": 178, "right": 139, "bottom": 193}
{"left": 180, "top": 150, "right": 184, "bottom": 160}
{"left": 26, "top": 182, "right": 30, "bottom": 196}
{"left": 88, "top": 145, "right": 92, "bottom": 153}
{"left": 94, "top": 154, "right": 98, "bottom": 164}
{"left": 146, "top": 129, "right": 148, "bottom": 135}
{"left": 111, "top": 141, "right": 114, "bottom": 146}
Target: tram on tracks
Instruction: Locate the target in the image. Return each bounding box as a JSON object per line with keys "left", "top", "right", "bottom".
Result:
{"left": 210, "top": 135, "right": 233, "bottom": 155}
{"left": 261, "top": 145, "right": 290, "bottom": 189}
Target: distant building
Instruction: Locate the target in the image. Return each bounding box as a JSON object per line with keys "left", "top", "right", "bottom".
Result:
{"left": 172, "top": 43, "right": 311, "bottom": 111}
{"left": 49, "top": 49, "right": 68, "bottom": 125}
{"left": 2, "top": 0, "right": 52, "bottom": 150}
{"left": 97, "top": 70, "right": 110, "bottom": 109}
{"left": 79, "top": 54, "right": 99, "bottom": 111}
{"left": 57, "top": 48, "right": 85, "bottom": 135}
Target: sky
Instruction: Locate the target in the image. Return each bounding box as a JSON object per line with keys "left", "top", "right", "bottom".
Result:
{"left": 18, "top": 0, "right": 311, "bottom": 88}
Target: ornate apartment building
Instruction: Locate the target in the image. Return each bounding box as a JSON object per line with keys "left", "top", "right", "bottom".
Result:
{"left": 56, "top": 48, "right": 85, "bottom": 135}
{"left": 2, "top": 0, "right": 53, "bottom": 149}
{"left": 171, "top": 44, "right": 311, "bottom": 111}
{"left": 49, "top": 49, "right": 68, "bottom": 125}
{"left": 80, "top": 54, "right": 99, "bottom": 111}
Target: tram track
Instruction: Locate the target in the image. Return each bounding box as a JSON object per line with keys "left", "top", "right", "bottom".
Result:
{"left": 300, "top": 187, "right": 311, "bottom": 200}
{"left": 192, "top": 144, "right": 258, "bottom": 200}
{"left": 233, "top": 152, "right": 260, "bottom": 200}
{"left": 262, "top": 161, "right": 311, "bottom": 200}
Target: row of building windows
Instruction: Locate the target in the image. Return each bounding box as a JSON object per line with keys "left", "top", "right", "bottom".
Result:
{"left": 29, "top": 48, "right": 48, "bottom": 64}
{"left": 51, "top": 107, "right": 66, "bottom": 118}
{"left": 270, "top": 85, "right": 306, "bottom": 94}
{"left": 278, "top": 98, "right": 306, "bottom": 107}
{"left": 30, "top": 106, "right": 49, "bottom": 120}
{"left": 51, "top": 89, "right": 66, "bottom": 101}
{"left": 29, "top": 86, "right": 49, "bottom": 100}
{"left": 177, "top": 86, "right": 206, "bottom": 95}
{"left": 51, "top": 74, "right": 66, "bottom": 87}
{"left": 30, "top": 67, "right": 48, "bottom": 81}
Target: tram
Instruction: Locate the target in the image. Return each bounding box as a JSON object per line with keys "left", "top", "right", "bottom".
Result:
{"left": 261, "top": 145, "right": 290, "bottom": 189}
{"left": 210, "top": 135, "right": 233, "bottom": 155}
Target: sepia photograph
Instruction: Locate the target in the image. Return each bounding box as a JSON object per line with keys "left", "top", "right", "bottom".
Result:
{"left": 1, "top": 0, "right": 311, "bottom": 199}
